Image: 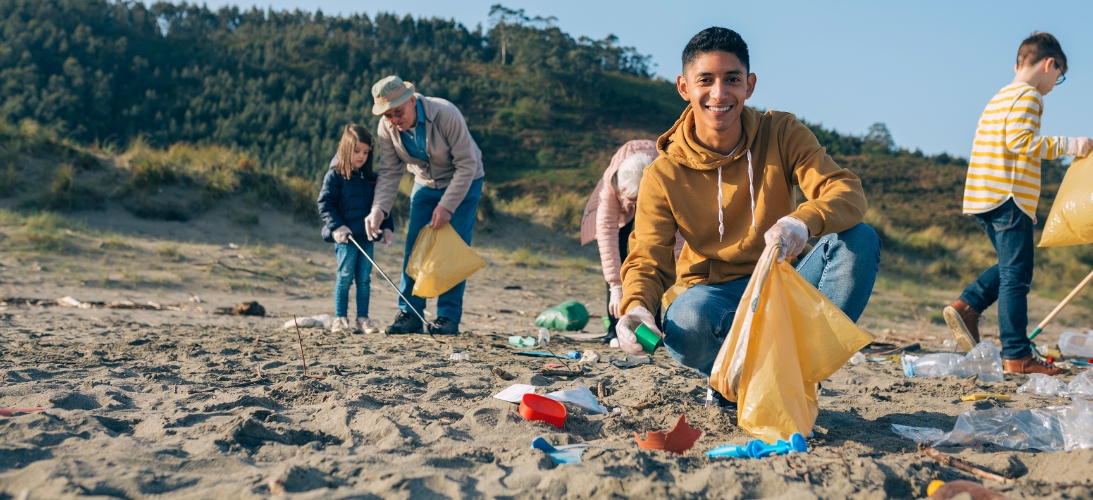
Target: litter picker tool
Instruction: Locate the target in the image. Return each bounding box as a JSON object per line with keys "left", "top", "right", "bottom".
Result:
{"left": 347, "top": 234, "right": 434, "bottom": 333}
{"left": 1028, "top": 268, "right": 1093, "bottom": 340}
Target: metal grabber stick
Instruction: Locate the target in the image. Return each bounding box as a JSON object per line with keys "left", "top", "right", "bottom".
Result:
{"left": 348, "top": 234, "right": 434, "bottom": 332}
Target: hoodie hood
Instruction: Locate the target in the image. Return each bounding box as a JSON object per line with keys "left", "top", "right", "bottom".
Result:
{"left": 657, "top": 105, "right": 762, "bottom": 171}
{"left": 658, "top": 105, "right": 764, "bottom": 239}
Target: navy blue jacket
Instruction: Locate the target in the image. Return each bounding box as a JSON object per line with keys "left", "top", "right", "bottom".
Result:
{"left": 317, "top": 166, "right": 394, "bottom": 243}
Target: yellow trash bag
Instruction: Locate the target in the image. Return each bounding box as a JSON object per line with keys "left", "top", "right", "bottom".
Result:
{"left": 710, "top": 244, "right": 874, "bottom": 443}
{"left": 405, "top": 224, "right": 486, "bottom": 298}
{"left": 1040, "top": 155, "right": 1093, "bottom": 247}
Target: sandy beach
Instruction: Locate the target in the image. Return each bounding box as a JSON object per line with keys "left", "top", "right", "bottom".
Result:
{"left": 2, "top": 208, "right": 1092, "bottom": 499}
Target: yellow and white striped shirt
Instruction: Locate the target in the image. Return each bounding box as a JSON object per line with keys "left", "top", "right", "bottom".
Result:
{"left": 963, "top": 82, "right": 1069, "bottom": 220}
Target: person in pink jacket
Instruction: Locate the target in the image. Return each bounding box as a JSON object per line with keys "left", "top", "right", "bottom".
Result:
{"left": 581, "top": 140, "right": 683, "bottom": 342}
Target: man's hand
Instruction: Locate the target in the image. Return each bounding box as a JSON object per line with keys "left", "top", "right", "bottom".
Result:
{"left": 332, "top": 226, "right": 351, "bottom": 244}
{"left": 616, "top": 306, "right": 660, "bottom": 355}
{"left": 1068, "top": 137, "right": 1093, "bottom": 158}
{"left": 381, "top": 229, "right": 393, "bottom": 246}
{"left": 608, "top": 285, "right": 623, "bottom": 317}
{"left": 430, "top": 206, "right": 452, "bottom": 229}
{"left": 364, "top": 207, "right": 385, "bottom": 240}
{"left": 764, "top": 216, "right": 809, "bottom": 262}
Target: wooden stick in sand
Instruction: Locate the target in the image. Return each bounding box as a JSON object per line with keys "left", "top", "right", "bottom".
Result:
{"left": 1029, "top": 268, "right": 1093, "bottom": 340}
{"left": 918, "top": 444, "right": 1008, "bottom": 484}
{"left": 294, "top": 315, "right": 326, "bottom": 380}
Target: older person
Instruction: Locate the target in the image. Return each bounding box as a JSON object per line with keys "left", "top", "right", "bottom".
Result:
{"left": 581, "top": 140, "right": 683, "bottom": 342}
{"left": 363, "top": 75, "right": 485, "bottom": 335}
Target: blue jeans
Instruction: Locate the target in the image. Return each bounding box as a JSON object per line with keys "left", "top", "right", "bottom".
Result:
{"left": 398, "top": 177, "right": 483, "bottom": 324}
{"left": 334, "top": 240, "right": 373, "bottom": 318}
{"left": 958, "top": 199, "right": 1034, "bottom": 359}
{"left": 663, "top": 223, "right": 881, "bottom": 376}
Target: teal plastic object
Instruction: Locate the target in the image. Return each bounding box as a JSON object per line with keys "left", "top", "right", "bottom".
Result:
{"left": 708, "top": 433, "right": 808, "bottom": 459}
{"left": 535, "top": 301, "right": 590, "bottom": 331}
{"left": 602, "top": 316, "right": 611, "bottom": 333}
{"left": 706, "top": 444, "right": 750, "bottom": 458}
{"left": 635, "top": 324, "right": 663, "bottom": 354}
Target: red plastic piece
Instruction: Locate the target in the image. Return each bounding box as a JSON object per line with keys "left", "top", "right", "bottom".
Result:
{"left": 520, "top": 393, "right": 566, "bottom": 429}
{"left": 0, "top": 407, "right": 46, "bottom": 417}
{"left": 634, "top": 414, "right": 703, "bottom": 455}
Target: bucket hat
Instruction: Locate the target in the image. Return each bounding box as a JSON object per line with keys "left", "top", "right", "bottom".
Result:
{"left": 372, "top": 75, "right": 415, "bottom": 115}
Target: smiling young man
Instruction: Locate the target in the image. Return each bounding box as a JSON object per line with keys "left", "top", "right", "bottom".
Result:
{"left": 614, "top": 27, "right": 881, "bottom": 381}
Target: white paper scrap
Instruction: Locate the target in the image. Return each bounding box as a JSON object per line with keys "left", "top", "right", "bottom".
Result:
{"left": 493, "top": 384, "right": 536, "bottom": 403}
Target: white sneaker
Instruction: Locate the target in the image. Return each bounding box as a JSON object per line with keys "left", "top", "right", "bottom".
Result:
{"left": 331, "top": 316, "right": 352, "bottom": 333}
{"left": 357, "top": 317, "right": 379, "bottom": 334}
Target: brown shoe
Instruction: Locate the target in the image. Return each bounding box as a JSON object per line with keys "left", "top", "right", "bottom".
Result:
{"left": 942, "top": 299, "right": 980, "bottom": 352}
{"left": 1003, "top": 354, "right": 1069, "bottom": 375}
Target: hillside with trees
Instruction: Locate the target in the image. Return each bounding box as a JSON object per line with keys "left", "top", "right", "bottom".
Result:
{"left": 4, "top": 0, "right": 1091, "bottom": 301}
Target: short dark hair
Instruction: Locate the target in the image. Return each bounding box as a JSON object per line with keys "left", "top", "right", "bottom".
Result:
{"left": 1017, "top": 32, "right": 1067, "bottom": 74}
{"left": 682, "top": 27, "right": 750, "bottom": 73}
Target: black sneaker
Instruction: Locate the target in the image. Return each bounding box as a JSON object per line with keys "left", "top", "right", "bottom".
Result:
{"left": 386, "top": 311, "right": 423, "bottom": 334}
{"left": 428, "top": 316, "right": 460, "bottom": 335}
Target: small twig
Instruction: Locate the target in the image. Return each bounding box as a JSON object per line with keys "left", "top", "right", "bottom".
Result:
{"left": 597, "top": 381, "right": 605, "bottom": 399}
{"left": 213, "top": 259, "right": 284, "bottom": 281}
{"left": 539, "top": 368, "right": 582, "bottom": 377}
{"left": 838, "top": 453, "right": 852, "bottom": 479}
{"left": 294, "top": 315, "right": 325, "bottom": 380}
{"left": 919, "top": 444, "right": 1008, "bottom": 484}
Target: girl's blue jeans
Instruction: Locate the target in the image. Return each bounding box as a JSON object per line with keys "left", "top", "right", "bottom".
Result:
{"left": 334, "top": 240, "right": 373, "bottom": 318}
{"left": 663, "top": 223, "right": 882, "bottom": 376}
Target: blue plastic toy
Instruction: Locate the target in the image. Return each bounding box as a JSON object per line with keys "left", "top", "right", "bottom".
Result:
{"left": 707, "top": 433, "right": 808, "bottom": 459}
{"left": 706, "top": 444, "right": 751, "bottom": 458}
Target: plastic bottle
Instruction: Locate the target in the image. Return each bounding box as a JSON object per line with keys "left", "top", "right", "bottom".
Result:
{"left": 849, "top": 352, "right": 865, "bottom": 365}
{"left": 911, "top": 353, "right": 964, "bottom": 377}
{"left": 538, "top": 327, "right": 550, "bottom": 347}
{"left": 1059, "top": 331, "right": 1093, "bottom": 358}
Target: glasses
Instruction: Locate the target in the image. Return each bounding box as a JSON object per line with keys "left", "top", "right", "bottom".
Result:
{"left": 383, "top": 101, "right": 412, "bottom": 120}
{"left": 1054, "top": 62, "right": 1066, "bottom": 86}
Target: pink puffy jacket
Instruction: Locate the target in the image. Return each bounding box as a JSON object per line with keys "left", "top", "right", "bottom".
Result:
{"left": 581, "top": 140, "right": 683, "bottom": 287}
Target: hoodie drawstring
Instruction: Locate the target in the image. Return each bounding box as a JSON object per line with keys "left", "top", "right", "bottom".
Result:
{"left": 716, "top": 149, "right": 756, "bottom": 242}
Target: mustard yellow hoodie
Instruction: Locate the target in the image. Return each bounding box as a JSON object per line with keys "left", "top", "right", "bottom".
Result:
{"left": 620, "top": 105, "right": 868, "bottom": 314}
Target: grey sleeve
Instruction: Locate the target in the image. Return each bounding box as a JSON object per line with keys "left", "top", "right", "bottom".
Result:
{"left": 373, "top": 124, "right": 406, "bottom": 215}
{"left": 435, "top": 105, "right": 480, "bottom": 213}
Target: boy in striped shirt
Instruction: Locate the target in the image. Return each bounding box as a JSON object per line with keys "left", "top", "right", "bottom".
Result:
{"left": 944, "top": 32, "right": 1092, "bottom": 375}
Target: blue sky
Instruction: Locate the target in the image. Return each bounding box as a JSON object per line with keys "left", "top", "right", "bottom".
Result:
{"left": 197, "top": 0, "right": 1093, "bottom": 157}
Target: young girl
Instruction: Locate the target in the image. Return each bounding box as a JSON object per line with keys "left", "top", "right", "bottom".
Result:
{"left": 318, "top": 124, "right": 393, "bottom": 334}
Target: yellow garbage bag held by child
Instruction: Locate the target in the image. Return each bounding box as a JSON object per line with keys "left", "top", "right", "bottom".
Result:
{"left": 709, "top": 244, "right": 874, "bottom": 443}
{"left": 1040, "top": 155, "right": 1093, "bottom": 247}
{"left": 405, "top": 224, "right": 486, "bottom": 298}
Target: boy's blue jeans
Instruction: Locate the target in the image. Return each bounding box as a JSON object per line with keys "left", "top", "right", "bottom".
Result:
{"left": 663, "top": 223, "right": 881, "bottom": 376}
{"left": 398, "top": 177, "right": 483, "bottom": 325}
{"left": 334, "top": 240, "right": 373, "bottom": 319}
{"left": 958, "top": 199, "right": 1034, "bottom": 360}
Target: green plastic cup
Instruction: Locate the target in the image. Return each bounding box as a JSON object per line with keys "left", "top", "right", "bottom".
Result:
{"left": 603, "top": 316, "right": 611, "bottom": 333}
{"left": 635, "top": 323, "right": 663, "bottom": 354}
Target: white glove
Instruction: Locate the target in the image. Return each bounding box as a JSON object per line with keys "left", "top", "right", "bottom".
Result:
{"left": 364, "top": 207, "right": 385, "bottom": 240}
{"left": 332, "top": 226, "right": 351, "bottom": 243}
{"left": 1068, "top": 137, "right": 1093, "bottom": 157}
{"left": 381, "top": 229, "right": 393, "bottom": 246}
{"left": 617, "top": 305, "right": 660, "bottom": 355}
{"left": 608, "top": 285, "right": 623, "bottom": 317}
{"left": 764, "top": 216, "right": 809, "bottom": 262}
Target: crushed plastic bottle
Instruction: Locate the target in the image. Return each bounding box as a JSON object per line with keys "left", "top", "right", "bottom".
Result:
{"left": 449, "top": 352, "right": 469, "bottom": 361}
{"left": 848, "top": 352, "right": 866, "bottom": 365}
{"left": 942, "top": 339, "right": 958, "bottom": 350}
{"left": 1059, "top": 331, "right": 1093, "bottom": 358}
{"left": 905, "top": 341, "right": 1003, "bottom": 382}
{"left": 1070, "top": 370, "right": 1093, "bottom": 397}
{"left": 538, "top": 327, "right": 551, "bottom": 348}
{"left": 1018, "top": 373, "right": 1068, "bottom": 396}
{"left": 892, "top": 398, "right": 1093, "bottom": 452}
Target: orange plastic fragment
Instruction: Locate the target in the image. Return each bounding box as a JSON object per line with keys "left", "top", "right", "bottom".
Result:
{"left": 0, "top": 407, "right": 45, "bottom": 417}
{"left": 633, "top": 414, "right": 702, "bottom": 455}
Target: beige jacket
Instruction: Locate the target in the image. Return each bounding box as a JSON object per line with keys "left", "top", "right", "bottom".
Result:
{"left": 374, "top": 94, "right": 485, "bottom": 214}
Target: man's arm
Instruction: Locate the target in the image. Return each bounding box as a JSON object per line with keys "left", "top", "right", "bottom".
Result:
{"left": 373, "top": 124, "right": 406, "bottom": 215}
{"left": 435, "top": 104, "right": 480, "bottom": 213}
{"left": 1004, "top": 90, "right": 1069, "bottom": 160}
{"left": 620, "top": 170, "right": 679, "bottom": 314}
{"left": 782, "top": 118, "right": 868, "bottom": 237}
